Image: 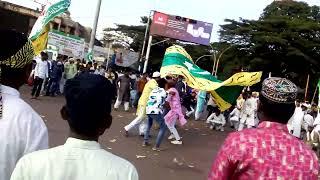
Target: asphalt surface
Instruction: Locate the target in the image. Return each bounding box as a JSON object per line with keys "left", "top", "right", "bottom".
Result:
{"left": 20, "top": 85, "right": 229, "bottom": 180}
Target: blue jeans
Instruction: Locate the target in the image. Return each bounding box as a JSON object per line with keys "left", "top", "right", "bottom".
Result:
{"left": 144, "top": 114, "right": 167, "bottom": 148}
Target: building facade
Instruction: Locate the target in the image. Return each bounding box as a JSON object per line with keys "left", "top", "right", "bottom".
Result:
{"left": 0, "top": 1, "right": 92, "bottom": 42}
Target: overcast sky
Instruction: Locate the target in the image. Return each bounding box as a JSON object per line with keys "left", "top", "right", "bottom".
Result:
{"left": 4, "top": 0, "right": 320, "bottom": 41}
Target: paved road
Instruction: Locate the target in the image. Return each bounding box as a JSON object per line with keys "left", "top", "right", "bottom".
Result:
{"left": 20, "top": 85, "right": 228, "bottom": 180}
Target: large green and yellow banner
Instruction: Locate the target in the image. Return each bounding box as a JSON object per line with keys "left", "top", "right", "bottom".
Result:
{"left": 160, "top": 45, "right": 262, "bottom": 111}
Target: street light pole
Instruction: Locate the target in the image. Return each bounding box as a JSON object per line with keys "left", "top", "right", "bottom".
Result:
{"left": 195, "top": 55, "right": 212, "bottom": 64}
{"left": 212, "top": 52, "right": 217, "bottom": 75}
{"left": 214, "top": 46, "right": 232, "bottom": 77}
{"left": 88, "top": 0, "right": 102, "bottom": 61}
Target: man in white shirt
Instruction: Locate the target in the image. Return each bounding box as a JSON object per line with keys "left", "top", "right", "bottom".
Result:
{"left": 238, "top": 93, "right": 256, "bottom": 131}
{"left": 143, "top": 78, "right": 168, "bottom": 151}
{"left": 229, "top": 106, "right": 240, "bottom": 130}
{"left": 207, "top": 110, "right": 226, "bottom": 131}
{"left": 0, "top": 30, "right": 48, "bottom": 180}
{"left": 311, "top": 113, "right": 320, "bottom": 143}
{"left": 11, "top": 73, "right": 138, "bottom": 180}
{"left": 252, "top": 92, "right": 260, "bottom": 126}
{"left": 31, "top": 51, "right": 49, "bottom": 99}
{"left": 303, "top": 113, "right": 315, "bottom": 141}
{"left": 290, "top": 101, "right": 304, "bottom": 138}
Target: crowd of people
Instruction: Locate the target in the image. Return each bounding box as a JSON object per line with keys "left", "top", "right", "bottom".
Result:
{"left": 1, "top": 30, "right": 319, "bottom": 180}
{"left": 29, "top": 48, "right": 320, "bottom": 155}
{"left": 29, "top": 53, "right": 110, "bottom": 99}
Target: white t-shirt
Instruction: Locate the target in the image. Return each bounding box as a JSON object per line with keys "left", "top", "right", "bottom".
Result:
{"left": 0, "top": 85, "right": 48, "bottom": 180}
{"left": 11, "top": 138, "right": 139, "bottom": 180}
{"left": 146, "top": 87, "right": 167, "bottom": 115}
{"left": 34, "top": 60, "right": 49, "bottom": 79}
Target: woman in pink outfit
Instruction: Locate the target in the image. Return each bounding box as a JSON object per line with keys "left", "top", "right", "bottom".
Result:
{"left": 165, "top": 80, "right": 187, "bottom": 145}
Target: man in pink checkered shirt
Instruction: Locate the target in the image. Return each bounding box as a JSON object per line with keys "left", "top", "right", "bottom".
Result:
{"left": 209, "top": 78, "right": 319, "bottom": 180}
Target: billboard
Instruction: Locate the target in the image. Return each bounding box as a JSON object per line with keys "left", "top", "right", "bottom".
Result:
{"left": 47, "top": 30, "right": 85, "bottom": 58}
{"left": 150, "top": 11, "right": 213, "bottom": 45}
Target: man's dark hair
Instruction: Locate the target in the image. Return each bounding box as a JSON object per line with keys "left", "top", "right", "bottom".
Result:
{"left": 259, "top": 95, "right": 295, "bottom": 124}
{"left": 40, "top": 51, "right": 48, "bottom": 57}
{"left": 64, "top": 73, "right": 113, "bottom": 137}
{"left": 157, "top": 78, "right": 167, "bottom": 89}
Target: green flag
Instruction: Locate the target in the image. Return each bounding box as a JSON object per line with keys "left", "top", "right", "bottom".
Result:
{"left": 160, "top": 45, "right": 262, "bottom": 111}
{"left": 86, "top": 50, "right": 93, "bottom": 62}
{"left": 29, "top": 0, "right": 71, "bottom": 41}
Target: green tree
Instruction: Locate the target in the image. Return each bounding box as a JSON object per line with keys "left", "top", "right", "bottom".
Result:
{"left": 219, "top": 0, "right": 320, "bottom": 90}
{"left": 102, "top": 16, "right": 148, "bottom": 50}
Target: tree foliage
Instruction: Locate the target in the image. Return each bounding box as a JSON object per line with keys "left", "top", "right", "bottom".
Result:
{"left": 102, "top": 16, "right": 148, "bottom": 50}
{"left": 219, "top": 0, "right": 320, "bottom": 89}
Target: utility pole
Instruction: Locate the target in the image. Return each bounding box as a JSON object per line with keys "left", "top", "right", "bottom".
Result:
{"left": 139, "top": 10, "right": 153, "bottom": 72}
{"left": 88, "top": 0, "right": 102, "bottom": 61}
{"left": 143, "top": 35, "right": 153, "bottom": 73}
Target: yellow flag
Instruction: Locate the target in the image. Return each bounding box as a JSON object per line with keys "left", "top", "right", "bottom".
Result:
{"left": 31, "top": 24, "right": 50, "bottom": 55}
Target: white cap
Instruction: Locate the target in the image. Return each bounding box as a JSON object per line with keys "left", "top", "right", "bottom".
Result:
{"left": 152, "top": 72, "right": 161, "bottom": 78}
{"left": 302, "top": 103, "right": 311, "bottom": 108}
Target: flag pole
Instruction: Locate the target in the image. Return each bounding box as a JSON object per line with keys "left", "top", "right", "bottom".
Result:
{"left": 88, "top": 0, "right": 102, "bottom": 62}
{"left": 304, "top": 74, "right": 310, "bottom": 102}
{"left": 311, "top": 85, "right": 318, "bottom": 105}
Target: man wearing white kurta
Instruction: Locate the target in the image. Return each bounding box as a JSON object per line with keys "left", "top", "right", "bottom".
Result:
{"left": 252, "top": 92, "right": 260, "bottom": 126}
{"left": 303, "top": 114, "right": 314, "bottom": 141}
{"left": 11, "top": 74, "right": 138, "bottom": 180}
{"left": 229, "top": 107, "right": 240, "bottom": 130}
{"left": 311, "top": 113, "right": 320, "bottom": 142}
{"left": 291, "top": 103, "right": 307, "bottom": 138}
{"left": 291, "top": 107, "right": 304, "bottom": 138}
{"left": 1, "top": 86, "right": 48, "bottom": 180}
{"left": 239, "top": 94, "right": 256, "bottom": 131}
{"left": 0, "top": 30, "right": 49, "bottom": 180}
{"left": 207, "top": 111, "right": 226, "bottom": 131}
